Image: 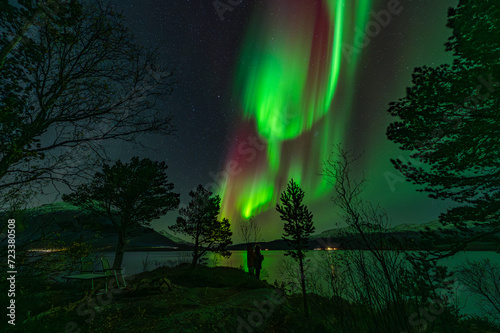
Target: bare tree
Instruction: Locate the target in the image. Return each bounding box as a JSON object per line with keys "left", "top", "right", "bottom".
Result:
{"left": 0, "top": 0, "right": 72, "bottom": 69}
{"left": 456, "top": 259, "right": 500, "bottom": 322}
{"left": 238, "top": 215, "right": 262, "bottom": 246}
{"left": 321, "top": 145, "right": 428, "bottom": 332}
{"left": 0, "top": 0, "right": 176, "bottom": 207}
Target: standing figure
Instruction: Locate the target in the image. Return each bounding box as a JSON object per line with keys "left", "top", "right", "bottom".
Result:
{"left": 247, "top": 245, "right": 256, "bottom": 276}
{"left": 254, "top": 244, "right": 264, "bottom": 279}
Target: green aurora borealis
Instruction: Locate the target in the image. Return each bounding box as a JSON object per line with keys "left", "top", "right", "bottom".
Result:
{"left": 220, "top": 0, "right": 373, "bottom": 220}
{"left": 217, "top": 0, "right": 458, "bottom": 237}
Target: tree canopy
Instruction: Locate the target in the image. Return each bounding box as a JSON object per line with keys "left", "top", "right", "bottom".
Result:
{"left": 169, "top": 184, "right": 232, "bottom": 269}
{"left": 276, "top": 178, "right": 315, "bottom": 318}
{"left": 63, "top": 157, "right": 180, "bottom": 269}
{"left": 276, "top": 179, "right": 315, "bottom": 260}
{"left": 169, "top": 185, "right": 233, "bottom": 268}
{"left": 386, "top": 0, "right": 500, "bottom": 254}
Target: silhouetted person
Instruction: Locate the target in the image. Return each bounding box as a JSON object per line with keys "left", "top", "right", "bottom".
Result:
{"left": 247, "top": 245, "right": 255, "bottom": 276}
{"left": 254, "top": 244, "right": 264, "bottom": 279}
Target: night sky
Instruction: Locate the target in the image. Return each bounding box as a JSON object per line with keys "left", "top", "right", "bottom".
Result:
{"left": 100, "top": 0, "right": 459, "bottom": 243}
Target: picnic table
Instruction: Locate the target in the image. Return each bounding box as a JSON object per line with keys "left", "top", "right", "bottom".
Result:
{"left": 63, "top": 273, "right": 108, "bottom": 281}
{"left": 62, "top": 256, "right": 126, "bottom": 293}
{"left": 62, "top": 257, "right": 110, "bottom": 293}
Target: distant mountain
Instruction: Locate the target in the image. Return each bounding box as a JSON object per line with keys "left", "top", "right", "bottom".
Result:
{"left": 313, "top": 220, "right": 486, "bottom": 237}
{"left": 228, "top": 237, "right": 341, "bottom": 251}
{"left": 0, "top": 202, "right": 187, "bottom": 251}
{"left": 309, "top": 220, "right": 499, "bottom": 251}
{"left": 388, "top": 220, "right": 445, "bottom": 232}
{"left": 312, "top": 220, "right": 444, "bottom": 239}
{"left": 232, "top": 220, "right": 499, "bottom": 251}
{"left": 311, "top": 226, "right": 348, "bottom": 239}
{"left": 158, "top": 230, "right": 193, "bottom": 246}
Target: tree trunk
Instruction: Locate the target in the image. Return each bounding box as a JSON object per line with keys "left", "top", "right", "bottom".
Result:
{"left": 191, "top": 238, "right": 199, "bottom": 269}
{"left": 299, "top": 254, "right": 309, "bottom": 319}
{"left": 0, "top": 12, "right": 36, "bottom": 70}
{"left": 191, "top": 221, "right": 203, "bottom": 269}
{"left": 113, "top": 230, "right": 126, "bottom": 270}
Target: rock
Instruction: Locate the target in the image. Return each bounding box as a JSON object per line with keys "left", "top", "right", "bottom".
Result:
{"left": 158, "top": 278, "right": 173, "bottom": 293}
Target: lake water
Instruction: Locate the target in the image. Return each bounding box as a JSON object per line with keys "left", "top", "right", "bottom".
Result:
{"left": 102, "top": 250, "right": 499, "bottom": 321}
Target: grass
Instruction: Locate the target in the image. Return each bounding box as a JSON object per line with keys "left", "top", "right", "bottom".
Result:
{"left": 134, "top": 264, "right": 268, "bottom": 289}
{"left": 2, "top": 264, "right": 278, "bottom": 332}
{"left": 3, "top": 263, "right": 500, "bottom": 333}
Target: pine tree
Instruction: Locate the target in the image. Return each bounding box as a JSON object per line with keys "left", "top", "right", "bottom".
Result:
{"left": 386, "top": 0, "right": 500, "bottom": 256}
{"left": 276, "top": 179, "right": 315, "bottom": 318}
{"left": 169, "top": 185, "right": 232, "bottom": 269}
{"left": 63, "top": 157, "right": 180, "bottom": 269}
